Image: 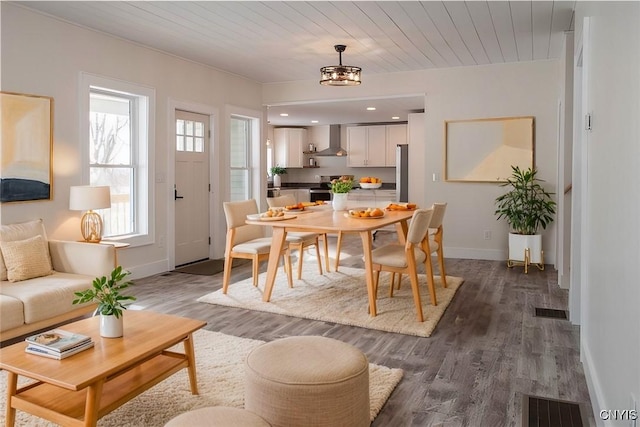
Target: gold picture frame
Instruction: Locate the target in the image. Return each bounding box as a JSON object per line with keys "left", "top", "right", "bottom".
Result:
{"left": 444, "top": 116, "right": 534, "bottom": 183}
{"left": 1, "top": 91, "right": 54, "bottom": 203}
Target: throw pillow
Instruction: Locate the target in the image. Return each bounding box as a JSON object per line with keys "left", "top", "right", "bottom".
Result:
{"left": 0, "top": 219, "right": 50, "bottom": 281}
{"left": 0, "top": 235, "right": 53, "bottom": 282}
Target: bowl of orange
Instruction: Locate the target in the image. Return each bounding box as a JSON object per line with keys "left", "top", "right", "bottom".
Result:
{"left": 359, "top": 177, "right": 382, "bottom": 189}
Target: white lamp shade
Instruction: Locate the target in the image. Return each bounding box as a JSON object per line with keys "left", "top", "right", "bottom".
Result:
{"left": 69, "top": 186, "right": 111, "bottom": 211}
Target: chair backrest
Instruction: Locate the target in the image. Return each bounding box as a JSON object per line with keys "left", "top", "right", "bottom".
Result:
{"left": 406, "top": 208, "right": 434, "bottom": 245}
{"left": 223, "top": 199, "right": 264, "bottom": 244}
{"left": 266, "top": 194, "right": 296, "bottom": 208}
{"left": 428, "top": 203, "right": 447, "bottom": 229}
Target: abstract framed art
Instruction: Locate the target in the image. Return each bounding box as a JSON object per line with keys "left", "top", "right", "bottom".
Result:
{"left": 444, "top": 116, "right": 534, "bottom": 183}
{"left": 1, "top": 92, "right": 53, "bottom": 203}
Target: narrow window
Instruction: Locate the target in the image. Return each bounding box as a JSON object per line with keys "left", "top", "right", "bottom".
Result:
{"left": 81, "top": 73, "right": 155, "bottom": 245}
{"left": 229, "top": 116, "right": 251, "bottom": 201}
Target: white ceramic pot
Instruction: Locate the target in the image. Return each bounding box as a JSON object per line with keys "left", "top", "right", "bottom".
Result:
{"left": 508, "top": 233, "right": 542, "bottom": 264}
{"left": 332, "top": 193, "right": 348, "bottom": 211}
{"left": 100, "top": 314, "right": 124, "bottom": 338}
{"left": 273, "top": 174, "right": 282, "bottom": 187}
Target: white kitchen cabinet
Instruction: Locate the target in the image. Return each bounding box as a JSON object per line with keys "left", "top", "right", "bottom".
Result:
{"left": 275, "top": 189, "right": 310, "bottom": 204}
{"left": 279, "top": 189, "right": 298, "bottom": 203}
{"left": 348, "top": 189, "right": 396, "bottom": 206}
{"left": 385, "top": 124, "right": 407, "bottom": 166}
{"left": 274, "top": 128, "right": 306, "bottom": 168}
{"left": 297, "top": 189, "right": 310, "bottom": 203}
{"left": 347, "top": 125, "right": 386, "bottom": 167}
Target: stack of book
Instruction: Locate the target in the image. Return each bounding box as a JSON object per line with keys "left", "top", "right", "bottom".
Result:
{"left": 25, "top": 329, "right": 94, "bottom": 360}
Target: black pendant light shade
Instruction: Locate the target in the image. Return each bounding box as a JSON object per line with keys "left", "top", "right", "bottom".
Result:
{"left": 320, "top": 45, "right": 362, "bottom": 86}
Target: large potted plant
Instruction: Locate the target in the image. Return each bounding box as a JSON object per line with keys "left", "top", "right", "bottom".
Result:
{"left": 270, "top": 166, "right": 287, "bottom": 187}
{"left": 494, "top": 166, "right": 556, "bottom": 271}
{"left": 73, "top": 266, "right": 136, "bottom": 338}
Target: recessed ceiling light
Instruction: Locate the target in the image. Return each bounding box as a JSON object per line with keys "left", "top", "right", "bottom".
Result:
{"left": 311, "top": 120, "right": 319, "bottom": 124}
{"left": 392, "top": 116, "right": 400, "bottom": 120}
{"left": 280, "top": 113, "right": 289, "bottom": 117}
{"left": 366, "top": 107, "right": 376, "bottom": 111}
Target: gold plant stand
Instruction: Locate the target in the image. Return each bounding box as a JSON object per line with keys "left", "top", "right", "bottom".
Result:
{"left": 507, "top": 248, "right": 544, "bottom": 274}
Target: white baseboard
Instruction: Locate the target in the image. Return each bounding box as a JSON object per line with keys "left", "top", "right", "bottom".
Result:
{"left": 444, "top": 247, "right": 506, "bottom": 261}
{"left": 581, "top": 339, "right": 607, "bottom": 426}
{"left": 126, "top": 259, "right": 169, "bottom": 280}
{"left": 443, "top": 246, "right": 557, "bottom": 264}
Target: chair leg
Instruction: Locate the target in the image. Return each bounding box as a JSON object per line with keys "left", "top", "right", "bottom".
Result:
{"left": 373, "top": 269, "right": 380, "bottom": 299}
{"left": 313, "top": 238, "right": 323, "bottom": 275}
{"left": 408, "top": 270, "right": 424, "bottom": 322}
{"left": 252, "top": 255, "right": 259, "bottom": 287}
{"left": 437, "top": 248, "right": 448, "bottom": 288}
{"left": 334, "top": 231, "right": 344, "bottom": 272}
{"left": 424, "top": 255, "right": 437, "bottom": 306}
{"left": 295, "top": 243, "right": 304, "bottom": 280}
{"left": 321, "top": 234, "right": 330, "bottom": 273}
{"left": 222, "top": 255, "right": 233, "bottom": 294}
{"left": 388, "top": 272, "right": 396, "bottom": 298}
{"left": 284, "top": 249, "right": 293, "bottom": 288}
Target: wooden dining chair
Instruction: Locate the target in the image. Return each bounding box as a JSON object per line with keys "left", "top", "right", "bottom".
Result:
{"left": 222, "top": 199, "right": 292, "bottom": 293}
{"left": 266, "top": 195, "right": 329, "bottom": 278}
{"left": 370, "top": 208, "right": 435, "bottom": 322}
{"left": 389, "top": 202, "right": 448, "bottom": 296}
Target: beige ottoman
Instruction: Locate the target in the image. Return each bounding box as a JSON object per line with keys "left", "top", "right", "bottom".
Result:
{"left": 244, "top": 336, "right": 370, "bottom": 427}
{"left": 165, "top": 406, "right": 271, "bottom": 426}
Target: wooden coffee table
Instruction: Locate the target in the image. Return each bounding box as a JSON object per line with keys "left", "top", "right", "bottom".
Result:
{"left": 0, "top": 310, "right": 206, "bottom": 427}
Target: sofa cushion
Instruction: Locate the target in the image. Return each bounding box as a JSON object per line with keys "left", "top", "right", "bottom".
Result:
{"left": 0, "top": 272, "right": 95, "bottom": 324}
{"left": 0, "top": 235, "right": 53, "bottom": 282}
{"left": 0, "top": 219, "right": 50, "bottom": 281}
{"left": 0, "top": 294, "right": 25, "bottom": 332}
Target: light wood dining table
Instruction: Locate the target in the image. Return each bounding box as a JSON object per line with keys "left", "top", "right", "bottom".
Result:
{"left": 245, "top": 207, "right": 416, "bottom": 317}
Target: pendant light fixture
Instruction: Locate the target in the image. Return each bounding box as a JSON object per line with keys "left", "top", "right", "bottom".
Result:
{"left": 320, "top": 45, "right": 362, "bottom": 86}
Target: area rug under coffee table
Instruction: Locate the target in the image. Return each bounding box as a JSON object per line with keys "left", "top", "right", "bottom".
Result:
{"left": 198, "top": 265, "right": 464, "bottom": 337}
{"left": 0, "top": 329, "right": 402, "bottom": 426}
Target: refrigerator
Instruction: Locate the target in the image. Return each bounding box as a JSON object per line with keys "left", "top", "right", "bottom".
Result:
{"left": 396, "top": 144, "right": 409, "bottom": 202}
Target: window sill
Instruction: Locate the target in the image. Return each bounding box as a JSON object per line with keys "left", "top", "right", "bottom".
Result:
{"left": 102, "top": 234, "right": 154, "bottom": 249}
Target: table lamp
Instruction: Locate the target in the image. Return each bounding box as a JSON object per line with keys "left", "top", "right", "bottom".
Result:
{"left": 69, "top": 185, "right": 111, "bottom": 243}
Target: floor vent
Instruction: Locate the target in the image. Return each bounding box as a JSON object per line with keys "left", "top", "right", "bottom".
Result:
{"left": 534, "top": 307, "right": 568, "bottom": 320}
{"left": 523, "top": 395, "right": 584, "bottom": 427}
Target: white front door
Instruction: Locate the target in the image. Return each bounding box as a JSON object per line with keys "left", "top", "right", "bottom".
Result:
{"left": 175, "top": 110, "right": 210, "bottom": 266}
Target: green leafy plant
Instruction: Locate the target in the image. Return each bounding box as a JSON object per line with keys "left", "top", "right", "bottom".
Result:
{"left": 494, "top": 166, "right": 556, "bottom": 235}
{"left": 73, "top": 266, "right": 136, "bottom": 318}
{"left": 270, "top": 166, "right": 287, "bottom": 176}
{"left": 330, "top": 176, "right": 354, "bottom": 194}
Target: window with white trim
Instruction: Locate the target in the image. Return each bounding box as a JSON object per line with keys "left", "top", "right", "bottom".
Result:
{"left": 229, "top": 116, "right": 251, "bottom": 201}
{"left": 81, "top": 73, "right": 155, "bottom": 245}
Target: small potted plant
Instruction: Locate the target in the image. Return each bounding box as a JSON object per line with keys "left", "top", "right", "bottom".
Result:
{"left": 73, "top": 266, "right": 136, "bottom": 337}
{"left": 330, "top": 175, "right": 354, "bottom": 211}
{"left": 494, "top": 166, "right": 556, "bottom": 271}
{"left": 270, "top": 166, "right": 287, "bottom": 187}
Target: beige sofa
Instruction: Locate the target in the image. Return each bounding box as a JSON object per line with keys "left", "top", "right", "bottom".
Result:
{"left": 0, "top": 219, "right": 116, "bottom": 341}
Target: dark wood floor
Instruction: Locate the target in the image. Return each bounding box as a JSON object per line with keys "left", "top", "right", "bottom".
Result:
{"left": 130, "top": 232, "right": 594, "bottom": 427}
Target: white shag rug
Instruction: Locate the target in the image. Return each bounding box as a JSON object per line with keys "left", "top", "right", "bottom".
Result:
{"left": 0, "top": 329, "right": 402, "bottom": 426}
{"left": 198, "top": 265, "right": 464, "bottom": 337}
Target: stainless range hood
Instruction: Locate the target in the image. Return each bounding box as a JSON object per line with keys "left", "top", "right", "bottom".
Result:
{"left": 315, "top": 125, "right": 347, "bottom": 156}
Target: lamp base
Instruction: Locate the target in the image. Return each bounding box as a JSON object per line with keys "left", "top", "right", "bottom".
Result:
{"left": 81, "top": 210, "right": 103, "bottom": 243}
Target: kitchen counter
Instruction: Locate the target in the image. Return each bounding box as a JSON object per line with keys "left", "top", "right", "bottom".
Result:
{"left": 268, "top": 182, "right": 396, "bottom": 190}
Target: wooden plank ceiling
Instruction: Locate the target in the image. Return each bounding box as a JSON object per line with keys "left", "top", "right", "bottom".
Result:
{"left": 15, "top": 1, "right": 575, "bottom": 84}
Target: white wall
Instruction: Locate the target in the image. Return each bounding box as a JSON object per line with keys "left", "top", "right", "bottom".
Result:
{"left": 573, "top": 2, "right": 640, "bottom": 424}
{"left": 264, "top": 60, "right": 560, "bottom": 261}
{"left": 0, "top": 4, "right": 263, "bottom": 277}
